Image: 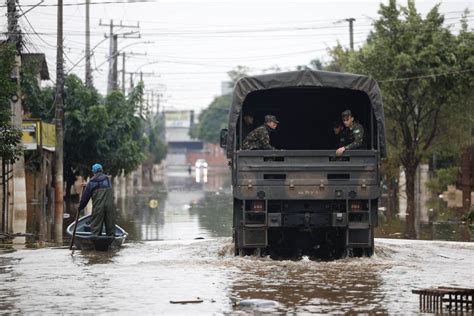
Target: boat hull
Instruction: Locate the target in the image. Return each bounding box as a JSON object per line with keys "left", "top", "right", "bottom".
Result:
{"left": 67, "top": 215, "right": 128, "bottom": 251}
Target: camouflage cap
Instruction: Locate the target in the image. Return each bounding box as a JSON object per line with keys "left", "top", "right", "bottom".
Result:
{"left": 341, "top": 110, "right": 352, "bottom": 118}
{"left": 264, "top": 115, "right": 279, "bottom": 124}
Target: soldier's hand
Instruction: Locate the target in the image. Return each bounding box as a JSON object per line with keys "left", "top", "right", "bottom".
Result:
{"left": 336, "top": 147, "right": 346, "bottom": 156}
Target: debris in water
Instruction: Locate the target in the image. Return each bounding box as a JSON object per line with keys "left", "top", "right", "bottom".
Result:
{"left": 237, "top": 299, "right": 280, "bottom": 309}
{"left": 169, "top": 298, "right": 203, "bottom": 304}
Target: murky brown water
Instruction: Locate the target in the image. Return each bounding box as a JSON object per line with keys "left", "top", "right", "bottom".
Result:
{"left": 1, "top": 168, "right": 473, "bottom": 314}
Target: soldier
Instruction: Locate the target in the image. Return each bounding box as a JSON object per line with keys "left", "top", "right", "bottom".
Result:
{"left": 333, "top": 120, "right": 346, "bottom": 148}
{"left": 336, "top": 110, "right": 365, "bottom": 156}
{"left": 242, "top": 114, "right": 279, "bottom": 150}
{"left": 241, "top": 112, "right": 255, "bottom": 141}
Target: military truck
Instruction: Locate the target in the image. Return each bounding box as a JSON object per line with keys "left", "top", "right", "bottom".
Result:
{"left": 220, "top": 70, "right": 386, "bottom": 259}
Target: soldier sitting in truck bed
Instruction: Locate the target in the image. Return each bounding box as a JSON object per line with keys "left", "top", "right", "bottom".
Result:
{"left": 336, "top": 110, "right": 365, "bottom": 156}
{"left": 242, "top": 115, "right": 279, "bottom": 150}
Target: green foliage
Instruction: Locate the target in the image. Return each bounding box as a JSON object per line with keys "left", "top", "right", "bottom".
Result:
{"left": 21, "top": 59, "right": 55, "bottom": 121}
{"left": 227, "top": 65, "right": 250, "bottom": 84}
{"left": 146, "top": 114, "right": 167, "bottom": 164}
{"left": 0, "top": 44, "right": 23, "bottom": 162}
{"left": 325, "top": 44, "right": 351, "bottom": 72}
{"left": 322, "top": 0, "right": 473, "bottom": 173}
{"left": 21, "top": 72, "right": 151, "bottom": 182}
{"left": 426, "top": 167, "right": 458, "bottom": 194}
{"left": 193, "top": 94, "right": 231, "bottom": 143}
{"left": 95, "top": 84, "right": 148, "bottom": 176}
{"left": 463, "top": 207, "right": 474, "bottom": 222}
{"left": 311, "top": 1, "right": 473, "bottom": 237}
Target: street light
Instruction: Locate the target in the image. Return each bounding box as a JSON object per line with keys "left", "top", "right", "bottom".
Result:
{"left": 119, "top": 40, "right": 154, "bottom": 53}
{"left": 134, "top": 60, "right": 160, "bottom": 73}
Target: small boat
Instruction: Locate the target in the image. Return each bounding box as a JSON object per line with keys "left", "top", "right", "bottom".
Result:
{"left": 66, "top": 214, "right": 128, "bottom": 251}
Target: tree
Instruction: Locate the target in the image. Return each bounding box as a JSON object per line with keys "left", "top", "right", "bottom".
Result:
{"left": 296, "top": 58, "right": 324, "bottom": 71}
{"left": 96, "top": 84, "right": 148, "bottom": 177}
{"left": 141, "top": 113, "right": 167, "bottom": 183}
{"left": 227, "top": 65, "right": 251, "bottom": 84}
{"left": 19, "top": 70, "right": 152, "bottom": 194}
{"left": 342, "top": 1, "right": 473, "bottom": 237}
{"left": 192, "top": 94, "right": 231, "bottom": 143}
{"left": 0, "top": 44, "right": 22, "bottom": 162}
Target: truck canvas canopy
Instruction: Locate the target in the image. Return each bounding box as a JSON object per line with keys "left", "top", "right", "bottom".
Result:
{"left": 226, "top": 70, "right": 386, "bottom": 158}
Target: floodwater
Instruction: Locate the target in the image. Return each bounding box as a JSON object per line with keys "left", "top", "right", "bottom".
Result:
{"left": 1, "top": 168, "right": 473, "bottom": 314}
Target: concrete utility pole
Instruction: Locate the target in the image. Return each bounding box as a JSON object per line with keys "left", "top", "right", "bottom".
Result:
{"left": 7, "top": 0, "right": 27, "bottom": 242}
{"left": 120, "top": 51, "right": 147, "bottom": 94}
{"left": 54, "top": 0, "right": 65, "bottom": 243}
{"left": 85, "top": 0, "right": 93, "bottom": 87}
{"left": 345, "top": 18, "right": 356, "bottom": 51}
{"left": 122, "top": 52, "right": 126, "bottom": 94}
{"left": 100, "top": 20, "right": 140, "bottom": 95}
{"left": 127, "top": 71, "right": 154, "bottom": 89}
{"left": 112, "top": 34, "right": 118, "bottom": 91}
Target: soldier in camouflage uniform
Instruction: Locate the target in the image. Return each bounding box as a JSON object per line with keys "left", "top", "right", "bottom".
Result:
{"left": 336, "top": 110, "right": 365, "bottom": 156}
{"left": 242, "top": 115, "right": 279, "bottom": 150}
{"left": 333, "top": 121, "right": 345, "bottom": 148}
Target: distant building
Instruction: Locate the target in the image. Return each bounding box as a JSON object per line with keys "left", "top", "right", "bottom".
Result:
{"left": 164, "top": 110, "right": 203, "bottom": 167}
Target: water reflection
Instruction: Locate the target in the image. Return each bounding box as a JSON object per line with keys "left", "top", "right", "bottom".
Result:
{"left": 75, "top": 250, "right": 119, "bottom": 265}
{"left": 376, "top": 214, "right": 473, "bottom": 241}
{"left": 115, "top": 168, "right": 232, "bottom": 241}
{"left": 228, "top": 256, "right": 388, "bottom": 313}
{"left": 195, "top": 167, "right": 207, "bottom": 183}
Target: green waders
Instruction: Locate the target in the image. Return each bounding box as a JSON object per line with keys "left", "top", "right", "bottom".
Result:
{"left": 89, "top": 187, "right": 115, "bottom": 236}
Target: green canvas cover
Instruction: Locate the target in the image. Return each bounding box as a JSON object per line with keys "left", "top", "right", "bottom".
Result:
{"left": 226, "top": 70, "right": 387, "bottom": 158}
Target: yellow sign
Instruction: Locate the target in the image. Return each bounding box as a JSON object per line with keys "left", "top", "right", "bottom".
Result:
{"left": 22, "top": 120, "right": 55, "bottom": 151}
{"left": 22, "top": 122, "right": 38, "bottom": 150}
{"left": 41, "top": 122, "right": 55, "bottom": 150}
{"left": 149, "top": 199, "right": 159, "bottom": 209}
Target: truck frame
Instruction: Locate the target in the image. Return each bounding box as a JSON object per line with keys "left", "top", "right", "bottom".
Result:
{"left": 221, "top": 70, "right": 387, "bottom": 259}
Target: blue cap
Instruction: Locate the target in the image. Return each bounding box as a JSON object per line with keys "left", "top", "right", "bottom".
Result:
{"left": 92, "top": 163, "right": 103, "bottom": 173}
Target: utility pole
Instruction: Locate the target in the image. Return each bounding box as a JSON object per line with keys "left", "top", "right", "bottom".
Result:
{"left": 7, "top": 0, "right": 27, "bottom": 242}
{"left": 85, "top": 0, "right": 92, "bottom": 87}
{"left": 112, "top": 34, "right": 118, "bottom": 92}
{"left": 345, "top": 18, "right": 356, "bottom": 51}
{"left": 122, "top": 52, "right": 126, "bottom": 94}
{"left": 100, "top": 20, "right": 140, "bottom": 95}
{"left": 121, "top": 51, "right": 146, "bottom": 94}
{"left": 54, "top": 0, "right": 65, "bottom": 243}
{"left": 128, "top": 71, "right": 154, "bottom": 90}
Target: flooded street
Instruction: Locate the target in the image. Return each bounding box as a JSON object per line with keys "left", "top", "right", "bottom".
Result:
{"left": 1, "top": 169, "right": 473, "bottom": 314}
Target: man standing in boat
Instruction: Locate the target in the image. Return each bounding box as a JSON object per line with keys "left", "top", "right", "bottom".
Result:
{"left": 78, "top": 163, "right": 116, "bottom": 237}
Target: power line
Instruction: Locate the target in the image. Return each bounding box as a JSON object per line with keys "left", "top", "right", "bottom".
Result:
{"left": 0, "top": 0, "right": 154, "bottom": 8}
{"left": 378, "top": 68, "right": 474, "bottom": 83}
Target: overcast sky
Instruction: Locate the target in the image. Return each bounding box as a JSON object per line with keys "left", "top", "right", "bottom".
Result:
{"left": 2, "top": 0, "right": 473, "bottom": 113}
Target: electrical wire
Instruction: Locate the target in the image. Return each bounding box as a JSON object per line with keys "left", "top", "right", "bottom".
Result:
{"left": 0, "top": 0, "right": 154, "bottom": 8}
{"left": 378, "top": 68, "right": 474, "bottom": 83}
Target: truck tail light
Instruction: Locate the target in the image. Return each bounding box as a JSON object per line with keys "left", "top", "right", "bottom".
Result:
{"left": 350, "top": 201, "right": 362, "bottom": 211}
{"left": 252, "top": 200, "right": 265, "bottom": 212}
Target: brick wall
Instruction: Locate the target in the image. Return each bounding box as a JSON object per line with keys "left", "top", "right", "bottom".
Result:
{"left": 186, "top": 143, "right": 227, "bottom": 168}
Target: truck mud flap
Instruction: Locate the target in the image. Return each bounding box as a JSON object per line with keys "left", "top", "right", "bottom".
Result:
{"left": 237, "top": 227, "right": 267, "bottom": 248}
